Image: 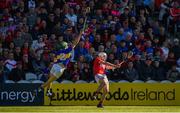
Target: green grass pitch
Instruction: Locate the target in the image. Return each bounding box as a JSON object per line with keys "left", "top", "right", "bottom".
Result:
{"left": 0, "top": 106, "right": 180, "bottom": 113}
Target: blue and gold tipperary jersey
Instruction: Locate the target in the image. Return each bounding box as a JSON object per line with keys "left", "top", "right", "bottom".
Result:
{"left": 53, "top": 47, "right": 73, "bottom": 66}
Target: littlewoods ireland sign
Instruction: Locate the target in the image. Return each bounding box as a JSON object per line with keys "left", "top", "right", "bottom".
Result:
{"left": 44, "top": 83, "right": 179, "bottom": 106}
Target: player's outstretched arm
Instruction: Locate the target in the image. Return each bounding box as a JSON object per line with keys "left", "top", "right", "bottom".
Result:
{"left": 106, "top": 61, "right": 124, "bottom": 70}
{"left": 100, "top": 59, "right": 123, "bottom": 69}
{"left": 72, "top": 30, "right": 84, "bottom": 48}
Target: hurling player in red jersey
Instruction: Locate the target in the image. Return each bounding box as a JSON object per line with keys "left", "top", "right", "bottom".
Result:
{"left": 93, "top": 52, "right": 123, "bottom": 108}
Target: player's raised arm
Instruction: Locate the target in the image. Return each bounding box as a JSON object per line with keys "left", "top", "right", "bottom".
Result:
{"left": 72, "top": 30, "right": 84, "bottom": 48}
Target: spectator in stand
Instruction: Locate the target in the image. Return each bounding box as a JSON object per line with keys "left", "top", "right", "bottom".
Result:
{"left": 2, "top": 48, "right": 9, "bottom": 61}
{"left": 46, "top": 13, "right": 56, "bottom": 34}
{"left": 14, "top": 46, "right": 22, "bottom": 61}
{"left": 8, "top": 42, "right": 15, "bottom": 53}
{"left": 171, "top": 38, "right": 180, "bottom": 59}
{"left": 153, "top": 60, "right": 166, "bottom": 81}
{"left": 116, "top": 0, "right": 129, "bottom": 14}
{"left": 124, "top": 61, "right": 139, "bottom": 82}
{"left": 5, "top": 52, "right": 16, "bottom": 71}
{"left": 80, "top": 62, "right": 93, "bottom": 82}
{"left": 48, "top": 34, "right": 57, "bottom": 49}
{"left": 145, "top": 27, "right": 154, "bottom": 41}
{"left": 39, "top": 20, "right": 49, "bottom": 35}
{"left": 60, "top": 17, "right": 69, "bottom": 34}
{"left": 136, "top": 32, "right": 146, "bottom": 47}
{"left": 84, "top": 35, "right": 92, "bottom": 50}
{"left": 8, "top": 61, "right": 25, "bottom": 82}
{"left": 110, "top": 44, "right": 118, "bottom": 59}
{"left": 71, "top": 62, "right": 81, "bottom": 82}
{"left": 52, "top": 22, "right": 61, "bottom": 36}
{"left": 76, "top": 17, "right": 84, "bottom": 32}
{"left": 152, "top": 37, "right": 161, "bottom": 49}
{"left": 42, "top": 46, "right": 51, "bottom": 67}
{"left": 159, "top": 0, "right": 171, "bottom": 25}
{"left": 129, "top": 16, "right": 137, "bottom": 30}
{"left": 132, "top": 42, "right": 142, "bottom": 55}
{"left": 107, "top": 53, "right": 115, "bottom": 63}
{"left": 31, "top": 55, "right": 46, "bottom": 75}
{"left": 21, "top": 41, "right": 34, "bottom": 73}
{"left": 22, "top": 53, "right": 33, "bottom": 73}
{"left": 74, "top": 41, "right": 88, "bottom": 60}
{"left": 139, "top": 57, "right": 155, "bottom": 81}
{"left": 98, "top": 45, "right": 105, "bottom": 53}
{"left": 156, "top": 26, "right": 167, "bottom": 45}
{"left": 65, "top": 8, "right": 77, "bottom": 27}
{"left": 22, "top": 42, "right": 30, "bottom": 58}
{"left": 165, "top": 51, "right": 177, "bottom": 70}
{"left": 161, "top": 40, "right": 170, "bottom": 61}
{"left": 84, "top": 47, "right": 96, "bottom": 63}
{"left": 76, "top": 55, "right": 86, "bottom": 71}
{"left": 145, "top": 40, "right": 154, "bottom": 55}
{"left": 30, "top": 36, "right": 45, "bottom": 58}
{"left": 153, "top": 49, "right": 163, "bottom": 62}
{"left": 5, "top": 30, "right": 14, "bottom": 47}
{"left": 92, "top": 34, "right": 103, "bottom": 51}
{"left": 167, "top": 64, "right": 180, "bottom": 82}
{"left": 117, "top": 40, "right": 128, "bottom": 54}
{"left": 111, "top": 4, "right": 121, "bottom": 17}
{"left": 4, "top": 52, "right": 17, "bottom": 80}
{"left": 26, "top": 8, "right": 37, "bottom": 30}
{"left": 105, "top": 41, "right": 111, "bottom": 54}
{"left": 125, "top": 32, "right": 134, "bottom": 50}
{"left": 22, "top": 25, "right": 33, "bottom": 45}
{"left": 63, "top": 26, "right": 74, "bottom": 43}
{"left": 116, "top": 28, "right": 126, "bottom": 43}
{"left": 13, "top": 30, "right": 25, "bottom": 48}
{"left": 41, "top": 34, "right": 49, "bottom": 48}
{"left": 120, "top": 6, "right": 131, "bottom": 22}
{"left": 134, "top": 54, "right": 143, "bottom": 77}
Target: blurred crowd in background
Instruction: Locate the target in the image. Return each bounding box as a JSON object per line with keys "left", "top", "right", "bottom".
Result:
{"left": 0, "top": 0, "right": 179, "bottom": 83}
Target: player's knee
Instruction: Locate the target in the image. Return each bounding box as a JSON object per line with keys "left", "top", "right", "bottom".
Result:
{"left": 104, "top": 86, "right": 109, "bottom": 93}
{"left": 106, "top": 87, "right": 110, "bottom": 93}
{"left": 101, "top": 80, "right": 106, "bottom": 85}
{"left": 104, "top": 89, "right": 109, "bottom": 94}
{"left": 104, "top": 81, "right": 109, "bottom": 86}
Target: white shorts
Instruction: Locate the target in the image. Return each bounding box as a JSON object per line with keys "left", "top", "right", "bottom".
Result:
{"left": 95, "top": 74, "right": 108, "bottom": 83}
{"left": 50, "top": 63, "right": 66, "bottom": 78}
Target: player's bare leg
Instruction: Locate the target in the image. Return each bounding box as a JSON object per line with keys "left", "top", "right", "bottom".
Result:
{"left": 97, "top": 78, "right": 109, "bottom": 108}
{"left": 41, "top": 74, "right": 57, "bottom": 88}
{"left": 93, "top": 79, "right": 105, "bottom": 99}
{"left": 47, "top": 82, "right": 52, "bottom": 91}
{"left": 45, "top": 82, "right": 53, "bottom": 97}
{"left": 33, "top": 74, "right": 57, "bottom": 97}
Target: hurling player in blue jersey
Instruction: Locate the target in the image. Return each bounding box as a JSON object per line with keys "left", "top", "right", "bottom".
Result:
{"left": 36, "top": 30, "right": 83, "bottom": 96}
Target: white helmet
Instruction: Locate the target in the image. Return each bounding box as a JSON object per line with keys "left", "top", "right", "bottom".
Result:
{"left": 98, "top": 52, "right": 107, "bottom": 60}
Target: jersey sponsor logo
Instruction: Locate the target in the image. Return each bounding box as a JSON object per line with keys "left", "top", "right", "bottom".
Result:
{"left": 54, "top": 53, "right": 71, "bottom": 62}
